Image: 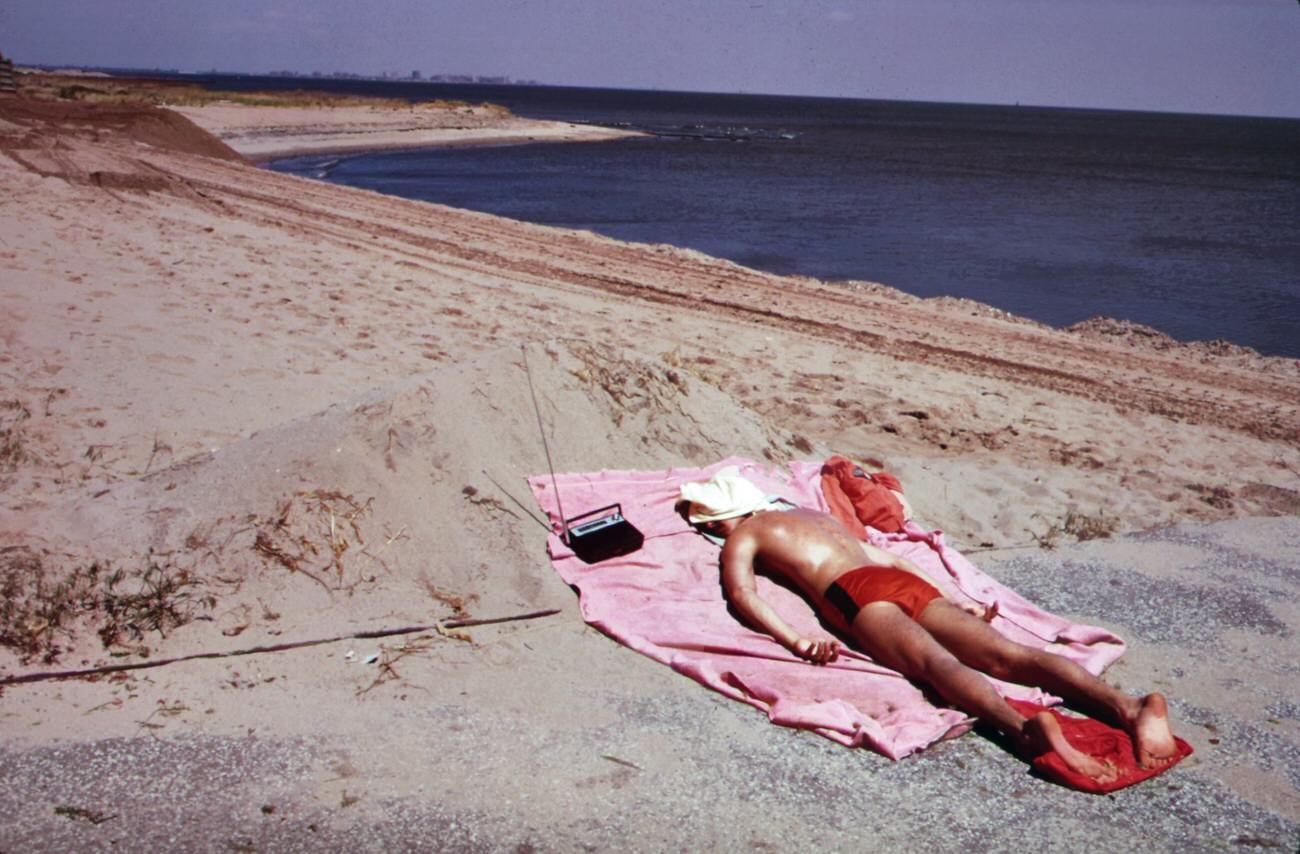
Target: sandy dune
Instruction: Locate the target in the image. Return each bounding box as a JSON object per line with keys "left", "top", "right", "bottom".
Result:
{"left": 0, "top": 96, "right": 1297, "bottom": 846}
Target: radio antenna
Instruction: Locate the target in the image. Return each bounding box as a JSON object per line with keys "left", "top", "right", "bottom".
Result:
{"left": 522, "top": 345, "right": 568, "bottom": 543}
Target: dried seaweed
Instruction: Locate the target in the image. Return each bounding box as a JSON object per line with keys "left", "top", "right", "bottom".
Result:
{"left": 250, "top": 489, "right": 378, "bottom": 592}
{"left": 355, "top": 636, "right": 439, "bottom": 697}
{"left": 419, "top": 571, "right": 476, "bottom": 619}
{"left": 54, "top": 805, "right": 116, "bottom": 825}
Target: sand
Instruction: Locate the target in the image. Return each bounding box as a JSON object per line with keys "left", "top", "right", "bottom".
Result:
{"left": 0, "top": 91, "right": 1297, "bottom": 849}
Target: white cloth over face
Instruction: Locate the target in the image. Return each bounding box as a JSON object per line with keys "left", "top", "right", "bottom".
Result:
{"left": 680, "top": 466, "right": 773, "bottom": 524}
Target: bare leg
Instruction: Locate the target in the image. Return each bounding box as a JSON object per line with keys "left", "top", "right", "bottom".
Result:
{"left": 850, "top": 601, "right": 1115, "bottom": 780}
{"left": 918, "top": 600, "right": 1179, "bottom": 767}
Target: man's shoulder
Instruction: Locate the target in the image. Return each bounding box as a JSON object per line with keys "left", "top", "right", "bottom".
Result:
{"left": 760, "top": 506, "right": 825, "bottom": 531}
{"left": 730, "top": 510, "right": 794, "bottom": 547}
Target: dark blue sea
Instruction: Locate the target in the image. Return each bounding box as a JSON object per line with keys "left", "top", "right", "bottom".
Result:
{"left": 183, "top": 75, "right": 1300, "bottom": 358}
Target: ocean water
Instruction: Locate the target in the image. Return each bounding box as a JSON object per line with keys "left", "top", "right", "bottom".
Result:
{"left": 184, "top": 75, "right": 1300, "bottom": 357}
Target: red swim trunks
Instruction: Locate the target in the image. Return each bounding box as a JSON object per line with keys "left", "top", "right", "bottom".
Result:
{"left": 823, "top": 565, "right": 942, "bottom": 624}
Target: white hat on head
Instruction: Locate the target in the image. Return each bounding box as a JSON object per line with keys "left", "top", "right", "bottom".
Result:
{"left": 680, "top": 466, "right": 771, "bottom": 524}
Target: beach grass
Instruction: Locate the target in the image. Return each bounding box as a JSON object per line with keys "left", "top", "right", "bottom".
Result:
{"left": 0, "top": 548, "right": 214, "bottom": 664}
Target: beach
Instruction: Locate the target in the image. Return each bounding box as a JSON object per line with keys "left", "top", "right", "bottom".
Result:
{"left": 1, "top": 83, "right": 1297, "bottom": 849}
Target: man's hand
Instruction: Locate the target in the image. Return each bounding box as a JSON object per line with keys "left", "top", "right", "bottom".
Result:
{"left": 960, "top": 600, "right": 1000, "bottom": 622}
{"left": 792, "top": 637, "right": 840, "bottom": 664}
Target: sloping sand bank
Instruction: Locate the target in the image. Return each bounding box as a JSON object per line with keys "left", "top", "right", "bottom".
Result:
{"left": 0, "top": 98, "right": 1297, "bottom": 847}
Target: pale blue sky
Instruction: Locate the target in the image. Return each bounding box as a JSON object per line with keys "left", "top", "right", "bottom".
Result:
{"left": 5, "top": 0, "right": 1298, "bottom": 117}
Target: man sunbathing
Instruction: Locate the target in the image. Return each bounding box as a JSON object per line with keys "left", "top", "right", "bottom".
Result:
{"left": 680, "top": 469, "right": 1181, "bottom": 781}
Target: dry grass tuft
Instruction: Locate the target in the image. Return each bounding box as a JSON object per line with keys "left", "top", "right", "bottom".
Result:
{"left": 1063, "top": 509, "right": 1119, "bottom": 541}
{"left": 1026, "top": 509, "right": 1118, "bottom": 549}
{"left": 0, "top": 399, "right": 38, "bottom": 472}
{"left": 355, "top": 635, "right": 442, "bottom": 696}
{"left": 251, "top": 489, "right": 380, "bottom": 592}
{"left": 0, "top": 547, "right": 215, "bottom": 664}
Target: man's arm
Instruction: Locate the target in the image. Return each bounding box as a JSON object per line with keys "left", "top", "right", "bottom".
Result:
{"left": 721, "top": 533, "right": 839, "bottom": 664}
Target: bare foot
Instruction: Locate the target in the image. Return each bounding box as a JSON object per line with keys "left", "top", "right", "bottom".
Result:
{"left": 1129, "top": 693, "right": 1179, "bottom": 769}
{"left": 1023, "top": 712, "right": 1118, "bottom": 783}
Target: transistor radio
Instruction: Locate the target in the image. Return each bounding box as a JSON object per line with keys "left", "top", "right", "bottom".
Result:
{"left": 523, "top": 345, "right": 645, "bottom": 565}
{"left": 563, "top": 503, "right": 644, "bottom": 564}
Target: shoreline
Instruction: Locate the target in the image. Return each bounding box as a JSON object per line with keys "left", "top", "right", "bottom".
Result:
{"left": 181, "top": 99, "right": 1295, "bottom": 363}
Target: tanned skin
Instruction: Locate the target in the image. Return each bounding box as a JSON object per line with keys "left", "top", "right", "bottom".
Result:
{"left": 703, "top": 507, "right": 1180, "bottom": 781}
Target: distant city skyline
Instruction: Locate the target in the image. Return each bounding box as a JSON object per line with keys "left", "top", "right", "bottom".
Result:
{"left": 4, "top": 0, "right": 1298, "bottom": 118}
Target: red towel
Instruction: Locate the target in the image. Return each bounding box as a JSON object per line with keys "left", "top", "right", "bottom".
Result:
{"left": 820, "top": 456, "right": 908, "bottom": 536}
{"left": 1006, "top": 699, "right": 1194, "bottom": 793}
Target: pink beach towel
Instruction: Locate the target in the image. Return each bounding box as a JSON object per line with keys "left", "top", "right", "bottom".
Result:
{"left": 529, "top": 457, "right": 1125, "bottom": 760}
